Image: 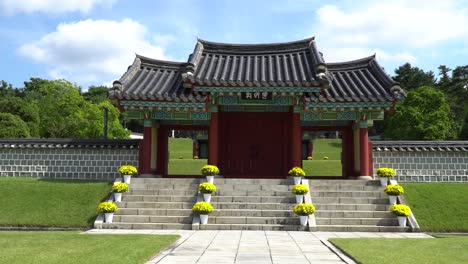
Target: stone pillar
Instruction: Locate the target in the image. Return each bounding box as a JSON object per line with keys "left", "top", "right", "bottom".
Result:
{"left": 291, "top": 113, "right": 302, "bottom": 168}
{"left": 139, "top": 119, "right": 152, "bottom": 175}
{"left": 359, "top": 120, "right": 370, "bottom": 177}
{"left": 208, "top": 112, "right": 219, "bottom": 166}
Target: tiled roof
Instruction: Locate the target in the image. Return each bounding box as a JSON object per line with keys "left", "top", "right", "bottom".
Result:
{"left": 110, "top": 37, "right": 404, "bottom": 103}
{"left": 0, "top": 139, "right": 140, "bottom": 149}
{"left": 373, "top": 141, "right": 468, "bottom": 152}
{"left": 185, "top": 37, "right": 325, "bottom": 87}
{"left": 305, "top": 56, "right": 405, "bottom": 103}
{"left": 110, "top": 55, "right": 206, "bottom": 102}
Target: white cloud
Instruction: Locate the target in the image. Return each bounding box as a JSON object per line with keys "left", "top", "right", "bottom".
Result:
{"left": 153, "top": 34, "right": 176, "bottom": 47}
{"left": 18, "top": 19, "right": 169, "bottom": 84}
{"left": 0, "top": 0, "right": 116, "bottom": 14}
{"left": 323, "top": 47, "right": 416, "bottom": 64}
{"left": 313, "top": 0, "right": 468, "bottom": 63}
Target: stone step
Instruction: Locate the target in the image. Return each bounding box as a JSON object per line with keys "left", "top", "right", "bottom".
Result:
{"left": 311, "top": 191, "right": 388, "bottom": 198}
{"left": 207, "top": 216, "right": 298, "bottom": 225}
{"left": 211, "top": 196, "right": 294, "bottom": 203}
{"left": 118, "top": 208, "right": 192, "bottom": 216}
{"left": 214, "top": 179, "right": 290, "bottom": 185}
{"left": 198, "top": 223, "right": 308, "bottom": 231}
{"left": 113, "top": 215, "right": 192, "bottom": 224}
{"left": 309, "top": 180, "right": 381, "bottom": 186}
{"left": 311, "top": 185, "right": 383, "bottom": 191}
{"left": 130, "top": 178, "right": 203, "bottom": 184}
{"left": 210, "top": 209, "right": 294, "bottom": 217}
{"left": 102, "top": 222, "right": 192, "bottom": 230}
{"left": 213, "top": 184, "right": 292, "bottom": 192}
{"left": 210, "top": 202, "right": 295, "bottom": 210}
{"left": 313, "top": 204, "right": 390, "bottom": 211}
{"left": 216, "top": 190, "right": 291, "bottom": 197}
{"left": 315, "top": 217, "right": 398, "bottom": 226}
{"left": 128, "top": 189, "right": 198, "bottom": 196}
{"left": 315, "top": 210, "right": 393, "bottom": 218}
{"left": 311, "top": 197, "right": 389, "bottom": 204}
{"left": 116, "top": 202, "right": 194, "bottom": 209}
{"left": 129, "top": 184, "right": 199, "bottom": 190}
{"left": 315, "top": 225, "right": 410, "bottom": 232}
{"left": 123, "top": 195, "right": 197, "bottom": 203}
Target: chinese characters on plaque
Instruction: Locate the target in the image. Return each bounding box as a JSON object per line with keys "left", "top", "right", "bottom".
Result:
{"left": 241, "top": 92, "right": 272, "bottom": 101}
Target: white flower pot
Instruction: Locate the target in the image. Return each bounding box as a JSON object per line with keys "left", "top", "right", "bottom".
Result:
{"left": 380, "top": 177, "right": 388, "bottom": 186}
{"left": 203, "top": 193, "right": 212, "bottom": 202}
{"left": 200, "top": 214, "right": 208, "bottom": 224}
{"left": 114, "top": 192, "right": 122, "bottom": 202}
{"left": 123, "top": 175, "right": 132, "bottom": 184}
{"left": 299, "top": 215, "right": 308, "bottom": 226}
{"left": 397, "top": 216, "right": 407, "bottom": 227}
{"left": 295, "top": 194, "right": 304, "bottom": 204}
{"left": 104, "top": 213, "right": 114, "bottom": 223}
{"left": 388, "top": 195, "right": 397, "bottom": 205}
{"left": 206, "top": 175, "right": 215, "bottom": 183}
{"left": 293, "top": 176, "right": 302, "bottom": 185}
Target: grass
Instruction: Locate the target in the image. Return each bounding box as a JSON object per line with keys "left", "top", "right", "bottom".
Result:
{"left": 303, "top": 160, "right": 342, "bottom": 176}
{"left": 0, "top": 231, "right": 179, "bottom": 264}
{"left": 330, "top": 235, "right": 468, "bottom": 264}
{"left": 0, "top": 177, "right": 111, "bottom": 228}
{"left": 402, "top": 183, "right": 468, "bottom": 232}
{"left": 168, "top": 159, "right": 208, "bottom": 175}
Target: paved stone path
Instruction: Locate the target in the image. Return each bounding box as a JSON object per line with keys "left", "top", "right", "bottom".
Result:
{"left": 85, "top": 230, "right": 432, "bottom": 264}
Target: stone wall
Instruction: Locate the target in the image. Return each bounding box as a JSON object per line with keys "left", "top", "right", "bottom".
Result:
{"left": 0, "top": 139, "right": 139, "bottom": 181}
{"left": 372, "top": 141, "right": 468, "bottom": 182}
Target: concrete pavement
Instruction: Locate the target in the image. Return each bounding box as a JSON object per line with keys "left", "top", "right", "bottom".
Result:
{"left": 85, "top": 229, "right": 433, "bottom": 264}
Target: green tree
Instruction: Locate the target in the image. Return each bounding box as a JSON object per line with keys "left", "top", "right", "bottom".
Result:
{"left": 0, "top": 80, "right": 17, "bottom": 97}
{"left": 385, "top": 86, "right": 455, "bottom": 140}
{"left": 0, "top": 97, "right": 40, "bottom": 137}
{"left": 394, "top": 63, "right": 436, "bottom": 91}
{"left": 82, "top": 86, "right": 111, "bottom": 104}
{"left": 0, "top": 113, "right": 31, "bottom": 138}
{"left": 78, "top": 101, "right": 129, "bottom": 139}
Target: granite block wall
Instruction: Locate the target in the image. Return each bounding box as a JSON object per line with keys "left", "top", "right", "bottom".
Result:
{"left": 373, "top": 143, "right": 468, "bottom": 182}
{"left": 0, "top": 140, "right": 139, "bottom": 181}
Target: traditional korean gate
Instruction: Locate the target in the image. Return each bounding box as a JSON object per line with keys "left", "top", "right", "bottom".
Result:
{"left": 219, "top": 112, "right": 290, "bottom": 178}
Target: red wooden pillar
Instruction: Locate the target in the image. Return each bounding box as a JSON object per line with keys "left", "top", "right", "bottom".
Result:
{"left": 208, "top": 112, "right": 219, "bottom": 166}
{"left": 368, "top": 141, "right": 374, "bottom": 178}
{"left": 139, "top": 125, "right": 152, "bottom": 175}
{"left": 291, "top": 113, "right": 302, "bottom": 168}
{"left": 359, "top": 121, "right": 370, "bottom": 177}
{"left": 156, "top": 127, "right": 168, "bottom": 176}
{"left": 342, "top": 126, "right": 355, "bottom": 178}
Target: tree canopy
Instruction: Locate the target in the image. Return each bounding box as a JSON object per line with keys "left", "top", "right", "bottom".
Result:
{"left": 0, "top": 113, "right": 31, "bottom": 138}
{"left": 385, "top": 86, "right": 455, "bottom": 140}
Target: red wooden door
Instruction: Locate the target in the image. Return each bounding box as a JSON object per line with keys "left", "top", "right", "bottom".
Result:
{"left": 220, "top": 112, "right": 290, "bottom": 178}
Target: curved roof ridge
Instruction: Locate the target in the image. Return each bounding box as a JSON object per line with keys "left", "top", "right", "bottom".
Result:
{"left": 135, "top": 54, "right": 186, "bottom": 68}
{"left": 196, "top": 36, "right": 315, "bottom": 52}
{"left": 326, "top": 54, "right": 376, "bottom": 69}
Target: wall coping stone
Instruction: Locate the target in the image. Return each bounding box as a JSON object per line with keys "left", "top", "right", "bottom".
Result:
{"left": 0, "top": 139, "right": 140, "bottom": 149}
{"left": 373, "top": 141, "right": 468, "bottom": 152}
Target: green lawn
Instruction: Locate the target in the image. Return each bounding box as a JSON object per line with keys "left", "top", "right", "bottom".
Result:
{"left": 402, "top": 183, "right": 468, "bottom": 232}
{"left": 311, "top": 138, "right": 342, "bottom": 160}
{"left": 0, "top": 177, "right": 111, "bottom": 228}
{"left": 303, "top": 160, "right": 342, "bottom": 176}
{"left": 168, "top": 137, "right": 207, "bottom": 175}
{"left": 330, "top": 235, "right": 468, "bottom": 264}
{"left": 0, "top": 231, "right": 179, "bottom": 264}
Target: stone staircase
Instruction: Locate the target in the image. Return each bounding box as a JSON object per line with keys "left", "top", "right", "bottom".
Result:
{"left": 99, "top": 178, "right": 410, "bottom": 232}
{"left": 101, "top": 178, "right": 202, "bottom": 230}
{"left": 200, "top": 178, "right": 306, "bottom": 231}
{"left": 310, "top": 180, "right": 410, "bottom": 232}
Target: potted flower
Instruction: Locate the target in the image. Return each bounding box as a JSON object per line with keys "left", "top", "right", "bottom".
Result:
{"left": 293, "top": 203, "right": 316, "bottom": 226}
{"left": 383, "top": 184, "right": 404, "bottom": 205}
{"left": 390, "top": 204, "right": 411, "bottom": 227}
{"left": 97, "top": 202, "right": 119, "bottom": 223}
{"left": 198, "top": 182, "right": 216, "bottom": 202}
{"left": 376, "top": 167, "right": 396, "bottom": 186}
{"left": 112, "top": 182, "right": 129, "bottom": 202}
{"left": 118, "top": 165, "right": 137, "bottom": 184}
{"left": 201, "top": 165, "right": 219, "bottom": 183}
{"left": 291, "top": 184, "right": 309, "bottom": 204}
{"left": 192, "top": 201, "right": 214, "bottom": 224}
{"left": 289, "top": 166, "right": 306, "bottom": 184}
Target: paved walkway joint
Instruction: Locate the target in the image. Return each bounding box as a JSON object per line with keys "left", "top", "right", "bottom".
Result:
{"left": 85, "top": 230, "right": 433, "bottom": 264}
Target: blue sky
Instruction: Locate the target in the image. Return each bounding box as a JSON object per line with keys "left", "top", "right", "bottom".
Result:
{"left": 1, "top": 0, "right": 467, "bottom": 90}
